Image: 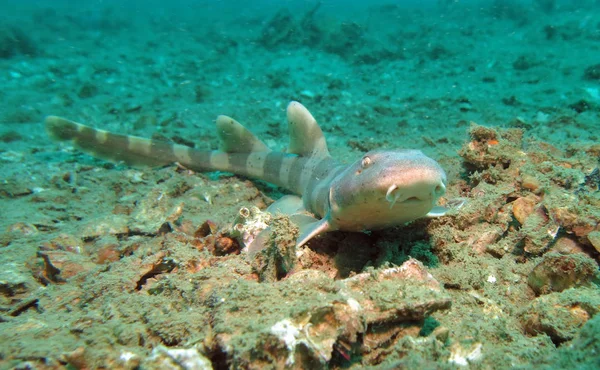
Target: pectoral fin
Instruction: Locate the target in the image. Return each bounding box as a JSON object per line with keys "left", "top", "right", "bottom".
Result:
{"left": 294, "top": 216, "right": 332, "bottom": 247}
{"left": 427, "top": 198, "right": 467, "bottom": 218}
{"left": 266, "top": 195, "right": 305, "bottom": 215}
{"left": 264, "top": 196, "right": 335, "bottom": 247}
{"left": 426, "top": 206, "right": 449, "bottom": 218}
{"left": 246, "top": 210, "right": 330, "bottom": 253}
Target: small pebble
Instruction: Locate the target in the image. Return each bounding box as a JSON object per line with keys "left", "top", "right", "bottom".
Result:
{"left": 521, "top": 174, "right": 541, "bottom": 191}
{"left": 512, "top": 196, "right": 538, "bottom": 224}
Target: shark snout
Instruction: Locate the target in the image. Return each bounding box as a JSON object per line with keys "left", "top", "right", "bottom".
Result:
{"left": 385, "top": 174, "right": 446, "bottom": 208}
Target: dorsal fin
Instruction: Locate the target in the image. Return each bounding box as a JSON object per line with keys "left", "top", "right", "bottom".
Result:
{"left": 216, "top": 115, "right": 271, "bottom": 153}
{"left": 286, "top": 101, "right": 330, "bottom": 158}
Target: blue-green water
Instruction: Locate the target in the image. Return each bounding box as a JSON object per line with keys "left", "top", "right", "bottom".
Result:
{"left": 0, "top": 1, "right": 599, "bottom": 369}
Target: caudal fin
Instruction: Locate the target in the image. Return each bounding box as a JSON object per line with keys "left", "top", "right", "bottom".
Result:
{"left": 45, "top": 116, "right": 180, "bottom": 167}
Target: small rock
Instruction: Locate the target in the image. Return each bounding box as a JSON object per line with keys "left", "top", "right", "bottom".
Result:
{"left": 61, "top": 347, "right": 89, "bottom": 369}
{"left": 586, "top": 230, "right": 600, "bottom": 253}
{"left": 512, "top": 195, "right": 539, "bottom": 224}
{"left": 37, "top": 250, "right": 96, "bottom": 283}
{"left": 471, "top": 225, "right": 504, "bottom": 255}
{"left": 81, "top": 215, "right": 130, "bottom": 239}
{"left": 0, "top": 262, "right": 32, "bottom": 296}
{"left": 213, "top": 236, "right": 241, "bottom": 256}
{"left": 77, "top": 82, "right": 98, "bottom": 99}
{"left": 521, "top": 287, "right": 600, "bottom": 344}
{"left": 550, "top": 237, "right": 586, "bottom": 255}
{"left": 145, "top": 346, "right": 213, "bottom": 370}
{"left": 520, "top": 174, "right": 541, "bottom": 192}
{"left": 0, "top": 178, "right": 34, "bottom": 197}
{"left": 520, "top": 207, "right": 559, "bottom": 255}
{"left": 250, "top": 215, "right": 298, "bottom": 282}
{"left": 527, "top": 253, "right": 599, "bottom": 295}
{"left": 41, "top": 233, "right": 82, "bottom": 253}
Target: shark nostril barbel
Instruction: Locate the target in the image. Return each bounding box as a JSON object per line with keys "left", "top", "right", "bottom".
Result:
{"left": 386, "top": 184, "right": 400, "bottom": 208}
{"left": 386, "top": 184, "right": 398, "bottom": 201}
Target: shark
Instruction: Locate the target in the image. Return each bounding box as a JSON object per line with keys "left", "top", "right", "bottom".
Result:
{"left": 45, "top": 101, "right": 450, "bottom": 248}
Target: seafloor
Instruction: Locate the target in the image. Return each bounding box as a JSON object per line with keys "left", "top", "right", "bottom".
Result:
{"left": 1, "top": 1, "right": 599, "bottom": 369}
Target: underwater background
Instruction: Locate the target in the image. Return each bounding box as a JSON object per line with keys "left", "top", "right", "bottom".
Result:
{"left": 1, "top": 0, "right": 599, "bottom": 369}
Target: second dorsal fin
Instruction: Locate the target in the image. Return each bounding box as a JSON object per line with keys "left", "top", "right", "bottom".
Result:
{"left": 286, "top": 101, "right": 330, "bottom": 158}
{"left": 216, "top": 115, "right": 271, "bottom": 153}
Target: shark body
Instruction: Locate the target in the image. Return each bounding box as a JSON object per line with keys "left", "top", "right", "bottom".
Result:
{"left": 45, "top": 101, "right": 448, "bottom": 247}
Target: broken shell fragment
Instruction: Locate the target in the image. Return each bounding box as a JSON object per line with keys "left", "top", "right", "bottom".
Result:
{"left": 229, "top": 206, "right": 272, "bottom": 250}
{"left": 238, "top": 206, "right": 251, "bottom": 219}
{"left": 194, "top": 219, "right": 219, "bottom": 238}
{"left": 37, "top": 251, "right": 96, "bottom": 284}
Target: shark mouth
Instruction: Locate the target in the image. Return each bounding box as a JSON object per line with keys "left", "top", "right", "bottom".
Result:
{"left": 386, "top": 184, "right": 412, "bottom": 208}
{"left": 386, "top": 184, "right": 429, "bottom": 209}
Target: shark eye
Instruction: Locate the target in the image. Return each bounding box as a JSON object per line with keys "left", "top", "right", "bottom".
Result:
{"left": 361, "top": 156, "right": 372, "bottom": 168}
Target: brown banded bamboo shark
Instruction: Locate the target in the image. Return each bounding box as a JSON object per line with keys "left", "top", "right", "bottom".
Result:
{"left": 45, "top": 101, "right": 455, "bottom": 249}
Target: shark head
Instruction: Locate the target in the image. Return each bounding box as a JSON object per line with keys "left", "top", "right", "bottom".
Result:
{"left": 327, "top": 149, "right": 447, "bottom": 231}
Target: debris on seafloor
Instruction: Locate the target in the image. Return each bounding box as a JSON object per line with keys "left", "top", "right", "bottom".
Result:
{"left": 229, "top": 206, "right": 273, "bottom": 251}
{"left": 145, "top": 346, "right": 213, "bottom": 370}
{"left": 419, "top": 121, "right": 600, "bottom": 367}
{"left": 527, "top": 253, "right": 599, "bottom": 295}
{"left": 248, "top": 214, "right": 299, "bottom": 282}
{"left": 433, "top": 122, "right": 600, "bottom": 261}
{"left": 207, "top": 258, "right": 451, "bottom": 369}
{"left": 2, "top": 118, "right": 600, "bottom": 368}
{"left": 520, "top": 286, "right": 600, "bottom": 344}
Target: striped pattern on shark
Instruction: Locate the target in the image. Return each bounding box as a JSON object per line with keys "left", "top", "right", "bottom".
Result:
{"left": 45, "top": 101, "right": 449, "bottom": 248}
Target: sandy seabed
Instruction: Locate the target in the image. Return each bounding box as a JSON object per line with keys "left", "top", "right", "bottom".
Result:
{"left": 1, "top": 1, "right": 599, "bottom": 369}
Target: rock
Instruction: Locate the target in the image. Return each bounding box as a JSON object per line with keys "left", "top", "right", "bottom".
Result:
{"left": 512, "top": 195, "right": 539, "bottom": 224}
{"left": 341, "top": 259, "right": 451, "bottom": 324}
{"left": 0, "top": 262, "right": 33, "bottom": 296}
{"left": 587, "top": 230, "right": 600, "bottom": 253}
{"left": 250, "top": 215, "right": 298, "bottom": 282}
{"left": 145, "top": 346, "right": 212, "bottom": 370}
{"left": 527, "top": 253, "right": 599, "bottom": 295}
{"left": 520, "top": 174, "right": 541, "bottom": 192}
{"left": 37, "top": 250, "right": 96, "bottom": 284}
{"left": 549, "top": 236, "right": 586, "bottom": 255}
{"left": 458, "top": 123, "right": 523, "bottom": 170}
{"left": 229, "top": 206, "right": 272, "bottom": 251}
{"left": 211, "top": 259, "right": 451, "bottom": 368}
{"left": 520, "top": 287, "right": 600, "bottom": 344}
{"left": 521, "top": 210, "right": 559, "bottom": 255}
{"left": 81, "top": 215, "right": 130, "bottom": 239}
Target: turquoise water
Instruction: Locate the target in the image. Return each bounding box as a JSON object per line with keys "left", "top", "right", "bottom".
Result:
{"left": 1, "top": 1, "right": 599, "bottom": 369}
